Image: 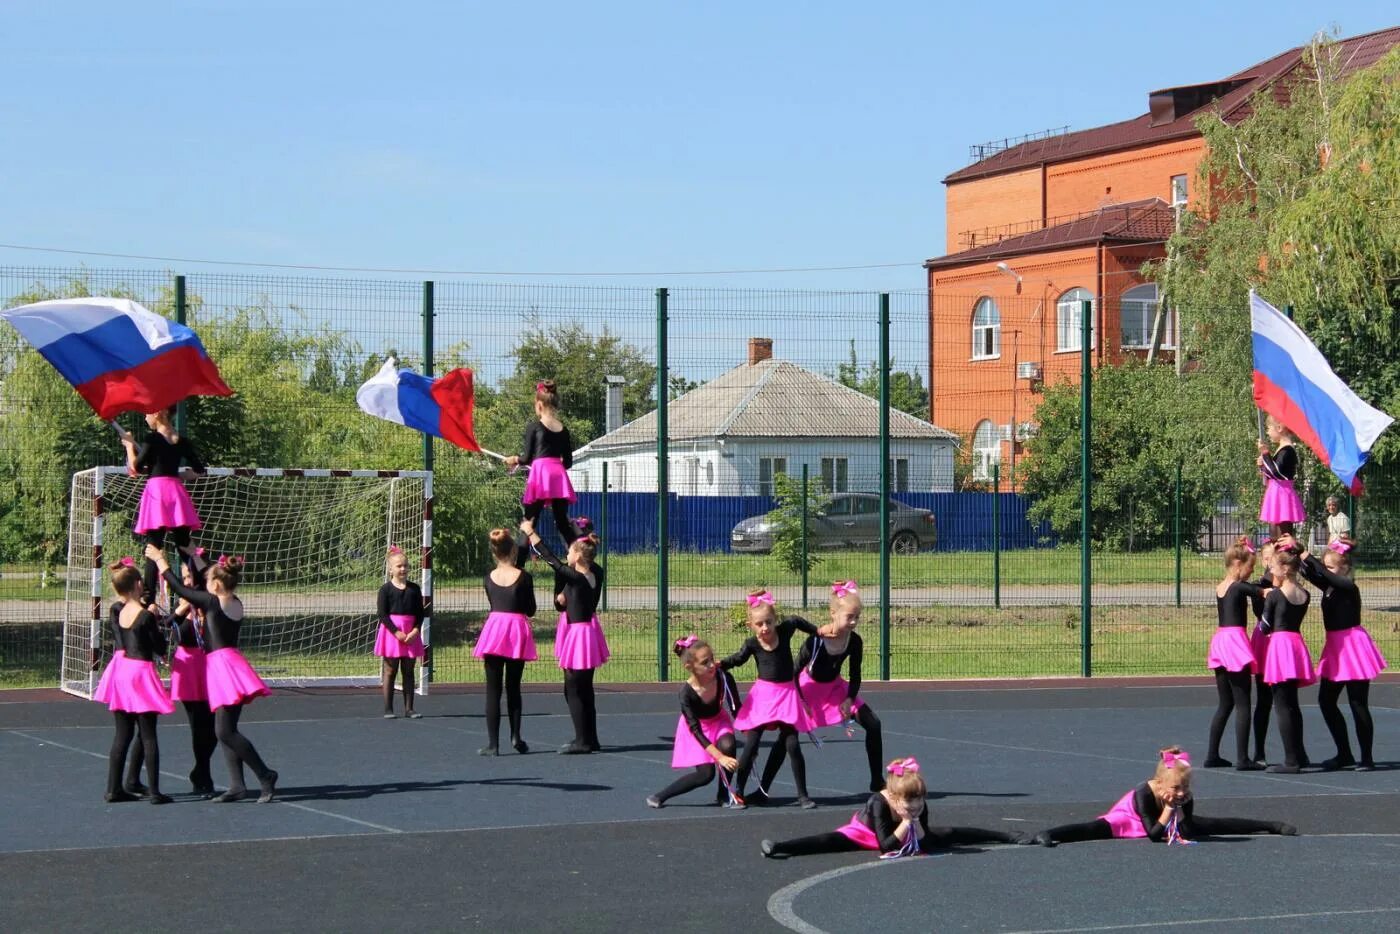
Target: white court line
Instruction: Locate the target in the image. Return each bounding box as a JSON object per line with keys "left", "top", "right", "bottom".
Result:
{"left": 999, "top": 906, "right": 1400, "bottom": 933}
{"left": 4, "top": 729, "right": 403, "bottom": 834}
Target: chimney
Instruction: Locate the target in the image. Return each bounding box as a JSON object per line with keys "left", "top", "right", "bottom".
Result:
{"left": 604, "top": 375, "right": 625, "bottom": 434}
{"left": 747, "top": 337, "right": 773, "bottom": 366}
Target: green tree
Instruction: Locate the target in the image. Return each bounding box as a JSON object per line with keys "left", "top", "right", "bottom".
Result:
{"left": 835, "top": 340, "right": 931, "bottom": 419}
{"left": 768, "top": 471, "right": 831, "bottom": 576}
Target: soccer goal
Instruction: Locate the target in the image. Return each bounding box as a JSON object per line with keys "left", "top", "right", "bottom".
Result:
{"left": 61, "top": 467, "right": 433, "bottom": 698}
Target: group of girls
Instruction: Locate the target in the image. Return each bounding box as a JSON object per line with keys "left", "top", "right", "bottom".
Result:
{"left": 95, "top": 408, "right": 276, "bottom": 804}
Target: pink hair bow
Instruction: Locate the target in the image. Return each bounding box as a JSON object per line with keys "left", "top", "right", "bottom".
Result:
{"left": 832, "top": 580, "right": 858, "bottom": 598}
{"left": 535, "top": 381, "right": 550, "bottom": 393}
{"left": 574, "top": 516, "right": 593, "bottom": 531}
{"left": 388, "top": 544, "right": 403, "bottom": 555}
{"left": 887, "top": 757, "right": 919, "bottom": 776}
{"left": 1242, "top": 539, "right": 1256, "bottom": 555}
{"left": 118, "top": 556, "right": 135, "bottom": 568}
{"left": 194, "top": 547, "right": 207, "bottom": 558}
{"left": 1162, "top": 750, "right": 1191, "bottom": 769}
{"left": 746, "top": 590, "right": 775, "bottom": 608}
{"left": 1329, "top": 540, "right": 1352, "bottom": 555}
{"left": 217, "top": 554, "right": 243, "bottom": 568}
{"left": 674, "top": 635, "right": 698, "bottom": 651}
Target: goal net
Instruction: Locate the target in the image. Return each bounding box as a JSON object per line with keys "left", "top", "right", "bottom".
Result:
{"left": 61, "top": 467, "right": 432, "bottom": 698}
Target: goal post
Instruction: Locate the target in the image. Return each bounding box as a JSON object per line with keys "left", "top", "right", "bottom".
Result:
{"left": 61, "top": 467, "right": 433, "bottom": 698}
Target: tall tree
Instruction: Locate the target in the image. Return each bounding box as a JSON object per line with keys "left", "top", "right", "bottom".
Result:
{"left": 834, "top": 339, "right": 931, "bottom": 419}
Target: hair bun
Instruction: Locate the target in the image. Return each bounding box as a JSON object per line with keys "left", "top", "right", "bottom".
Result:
{"left": 489, "top": 528, "right": 511, "bottom": 544}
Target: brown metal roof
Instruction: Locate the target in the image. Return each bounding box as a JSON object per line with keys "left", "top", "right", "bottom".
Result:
{"left": 944, "top": 26, "right": 1400, "bottom": 184}
{"left": 924, "top": 199, "right": 1174, "bottom": 269}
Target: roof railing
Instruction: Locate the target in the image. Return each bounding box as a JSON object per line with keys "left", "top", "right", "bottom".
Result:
{"left": 968, "top": 125, "right": 1071, "bottom": 162}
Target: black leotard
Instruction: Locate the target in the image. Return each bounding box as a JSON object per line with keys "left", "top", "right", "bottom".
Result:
{"left": 1216, "top": 581, "right": 1263, "bottom": 629}
{"left": 1299, "top": 556, "right": 1361, "bottom": 632}
{"left": 796, "top": 632, "right": 863, "bottom": 699}
{"left": 519, "top": 421, "right": 574, "bottom": 468}
{"left": 1262, "top": 587, "right": 1309, "bottom": 634}
{"left": 116, "top": 608, "right": 168, "bottom": 662}
{"left": 856, "top": 793, "right": 933, "bottom": 853}
{"left": 163, "top": 569, "right": 243, "bottom": 650}
{"left": 720, "top": 617, "right": 819, "bottom": 682}
{"left": 134, "top": 432, "right": 205, "bottom": 478}
{"left": 1259, "top": 444, "right": 1297, "bottom": 482}
{"left": 377, "top": 581, "right": 425, "bottom": 632}
{"left": 485, "top": 540, "right": 536, "bottom": 616}
{"left": 678, "top": 671, "right": 741, "bottom": 747}
{"left": 171, "top": 594, "right": 205, "bottom": 649}
{"left": 1249, "top": 572, "right": 1271, "bottom": 619}
{"left": 533, "top": 539, "right": 603, "bottom": 622}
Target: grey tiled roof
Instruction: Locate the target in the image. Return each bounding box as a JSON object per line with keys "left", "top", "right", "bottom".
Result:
{"left": 577, "top": 359, "right": 957, "bottom": 454}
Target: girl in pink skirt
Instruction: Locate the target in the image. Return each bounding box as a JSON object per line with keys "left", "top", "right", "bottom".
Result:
{"left": 521, "top": 518, "right": 608, "bottom": 754}
{"left": 149, "top": 545, "right": 277, "bottom": 803}
{"left": 1204, "top": 538, "right": 1266, "bottom": 771}
{"left": 1257, "top": 416, "right": 1305, "bottom": 538}
{"left": 118, "top": 406, "right": 206, "bottom": 605}
{"left": 797, "top": 580, "right": 884, "bottom": 791}
{"left": 95, "top": 559, "right": 174, "bottom": 804}
{"left": 1261, "top": 542, "right": 1314, "bottom": 773}
{"left": 474, "top": 528, "right": 538, "bottom": 755}
{"left": 169, "top": 552, "right": 219, "bottom": 796}
{"left": 1034, "top": 747, "right": 1297, "bottom": 845}
{"left": 763, "top": 757, "right": 1030, "bottom": 857}
{"left": 647, "top": 636, "right": 742, "bottom": 808}
{"left": 375, "top": 546, "right": 425, "bottom": 719}
{"left": 505, "top": 379, "right": 578, "bottom": 546}
{"left": 1300, "top": 537, "right": 1387, "bottom": 771}
{"left": 721, "top": 590, "right": 840, "bottom": 809}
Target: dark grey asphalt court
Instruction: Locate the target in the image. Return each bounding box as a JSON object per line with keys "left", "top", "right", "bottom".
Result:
{"left": 2, "top": 679, "right": 1397, "bottom": 933}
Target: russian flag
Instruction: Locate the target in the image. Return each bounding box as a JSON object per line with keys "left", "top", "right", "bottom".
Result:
{"left": 1251, "top": 291, "right": 1393, "bottom": 494}
{"left": 0, "top": 297, "right": 233, "bottom": 420}
{"left": 356, "top": 357, "right": 480, "bottom": 451}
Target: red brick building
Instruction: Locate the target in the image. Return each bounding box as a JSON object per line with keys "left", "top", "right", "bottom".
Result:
{"left": 925, "top": 27, "right": 1399, "bottom": 486}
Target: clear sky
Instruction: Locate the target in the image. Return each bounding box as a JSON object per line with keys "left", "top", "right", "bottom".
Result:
{"left": 1, "top": 1, "right": 1394, "bottom": 296}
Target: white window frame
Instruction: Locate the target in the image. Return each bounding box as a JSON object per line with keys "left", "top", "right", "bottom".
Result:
{"left": 758, "top": 456, "right": 787, "bottom": 497}
{"left": 972, "top": 420, "right": 1002, "bottom": 482}
{"left": 611, "top": 460, "right": 626, "bottom": 492}
{"left": 1056, "top": 288, "right": 1096, "bottom": 352}
{"left": 1170, "top": 174, "right": 1188, "bottom": 207}
{"left": 886, "top": 457, "right": 910, "bottom": 493}
{"left": 1120, "top": 284, "right": 1174, "bottom": 350}
{"left": 821, "top": 457, "right": 849, "bottom": 494}
{"left": 971, "top": 296, "right": 1000, "bottom": 360}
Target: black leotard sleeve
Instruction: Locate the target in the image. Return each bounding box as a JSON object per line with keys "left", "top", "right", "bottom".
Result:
{"left": 163, "top": 568, "right": 243, "bottom": 650}
{"left": 532, "top": 538, "right": 603, "bottom": 622}
{"left": 679, "top": 682, "right": 725, "bottom": 749}
{"left": 721, "top": 619, "right": 809, "bottom": 681}
{"left": 1299, "top": 556, "right": 1361, "bottom": 632}
{"left": 1259, "top": 445, "right": 1297, "bottom": 482}
{"left": 1131, "top": 782, "right": 1175, "bottom": 842}
{"left": 1217, "top": 581, "right": 1262, "bottom": 628}
{"left": 862, "top": 793, "right": 933, "bottom": 853}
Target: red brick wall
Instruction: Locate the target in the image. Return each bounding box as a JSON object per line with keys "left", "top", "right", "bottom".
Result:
{"left": 1044, "top": 139, "right": 1204, "bottom": 217}
{"left": 944, "top": 167, "right": 1043, "bottom": 253}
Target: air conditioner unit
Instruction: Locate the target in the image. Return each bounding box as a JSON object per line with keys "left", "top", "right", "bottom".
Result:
{"left": 998, "top": 423, "right": 1014, "bottom": 442}
{"left": 1016, "top": 361, "right": 1042, "bottom": 380}
{"left": 1016, "top": 421, "right": 1038, "bottom": 441}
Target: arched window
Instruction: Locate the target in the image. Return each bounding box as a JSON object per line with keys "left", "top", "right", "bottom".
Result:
{"left": 1056, "top": 288, "right": 1096, "bottom": 352}
{"left": 972, "top": 419, "right": 1002, "bottom": 481}
{"left": 1120, "top": 284, "right": 1174, "bottom": 350}
{"left": 972, "top": 297, "right": 1000, "bottom": 359}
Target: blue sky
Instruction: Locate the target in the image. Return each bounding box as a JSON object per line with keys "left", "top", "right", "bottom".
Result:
{"left": 1, "top": 1, "right": 1394, "bottom": 304}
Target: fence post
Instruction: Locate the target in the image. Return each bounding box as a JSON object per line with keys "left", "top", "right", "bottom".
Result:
{"left": 656, "top": 287, "right": 669, "bottom": 682}
{"left": 1080, "top": 299, "right": 1093, "bottom": 678}
{"left": 992, "top": 464, "right": 1001, "bottom": 609}
{"left": 879, "top": 293, "right": 891, "bottom": 681}
{"left": 422, "top": 281, "right": 435, "bottom": 475}
{"left": 174, "top": 275, "right": 188, "bottom": 435}
{"left": 801, "top": 462, "right": 809, "bottom": 609}
{"left": 600, "top": 461, "right": 609, "bottom": 612}
{"left": 1174, "top": 460, "right": 1183, "bottom": 607}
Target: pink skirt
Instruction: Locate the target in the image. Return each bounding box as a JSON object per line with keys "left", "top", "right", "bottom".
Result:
{"left": 671, "top": 711, "right": 736, "bottom": 768}
{"left": 1206, "top": 627, "right": 1257, "bottom": 673}
{"left": 1099, "top": 789, "right": 1148, "bottom": 839}
{"left": 1316, "top": 627, "right": 1388, "bottom": 682}
{"left": 374, "top": 614, "right": 425, "bottom": 659}
{"left": 1263, "top": 631, "right": 1316, "bottom": 686}
{"left": 204, "top": 647, "right": 271, "bottom": 710}
{"left": 796, "top": 670, "right": 865, "bottom": 727}
{"left": 522, "top": 457, "right": 576, "bottom": 504}
{"left": 734, "top": 679, "right": 812, "bottom": 732}
{"left": 1250, "top": 622, "right": 1271, "bottom": 672}
{"left": 473, "top": 611, "right": 538, "bottom": 661}
{"left": 554, "top": 613, "right": 609, "bottom": 670}
{"left": 1260, "top": 478, "right": 1305, "bottom": 524}
{"left": 93, "top": 654, "right": 174, "bottom": 715}
{"left": 169, "top": 645, "right": 208, "bottom": 702}
{"left": 835, "top": 812, "right": 881, "bottom": 850}
{"left": 134, "top": 476, "right": 202, "bottom": 534}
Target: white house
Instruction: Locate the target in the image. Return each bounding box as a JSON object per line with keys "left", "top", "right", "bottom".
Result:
{"left": 570, "top": 339, "right": 958, "bottom": 495}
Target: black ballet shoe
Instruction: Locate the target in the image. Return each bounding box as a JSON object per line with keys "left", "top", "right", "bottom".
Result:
{"left": 149, "top": 793, "right": 173, "bottom": 805}
{"left": 478, "top": 746, "right": 499, "bottom": 757}
{"left": 587, "top": 742, "right": 602, "bottom": 752}
{"left": 257, "top": 771, "right": 278, "bottom": 804}
{"left": 122, "top": 781, "right": 149, "bottom": 797}
{"left": 1278, "top": 823, "right": 1299, "bottom": 836}
{"left": 1235, "top": 760, "right": 1266, "bottom": 771}
{"left": 1266, "top": 764, "right": 1300, "bottom": 774}
{"left": 748, "top": 787, "right": 772, "bottom": 807}
{"left": 761, "top": 839, "right": 778, "bottom": 858}
{"left": 557, "top": 741, "right": 592, "bottom": 755}
{"left": 1354, "top": 761, "right": 1376, "bottom": 772}
{"left": 1202, "top": 756, "right": 1232, "bottom": 769}
{"left": 1033, "top": 832, "right": 1057, "bottom": 848}
{"left": 215, "top": 788, "right": 247, "bottom": 803}
{"left": 1320, "top": 755, "right": 1356, "bottom": 772}
{"left": 512, "top": 738, "right": 529, "bottom": 754}
{"left": 1298, "top": 753, "right": 1311, "bottom": 769}
{"left": 104, "top": 790, "right": 139, "bottom": 803}
{"left": 796, "top": 796, "right": 817, "bottom": 810}
{"left": 645, "top": 795, "right": 663, "bottom": 809}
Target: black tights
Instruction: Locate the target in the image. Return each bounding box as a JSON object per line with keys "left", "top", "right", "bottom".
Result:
{"left": 1207, "top": 668, "right": 1253, "bottom": 764}
{"left": 770, "top": 825, "right": 1020, "bottom": 856}
{"left": 854, "top": 705, "right": 884, "bottom": 787}
{"left": 183, "top": 700, "right": 218, "bottom": 789}
{"left": 1252, "top": 675, "right": 1273, "bottom": 762}
{"left": 143, "top": 527, "right": 194, "bottom": 603}
{"left": 482, "top": 655, "right": 526, "bottom": 749}
{"left": 1042, "top": 814, "right": 1288, "bottom": 844}
{"left": 108, "top": 712, "right": 160, "bottom": 796}
{"left": 652, "top": 733, "right": 738, "bottom": 804}
{"left": 523, "top": 499, "right": 577, "bottom": 544}
{"left": 382, "top": 657, "right": 417, "bottom": 714}
{"left": 214, "top": 703, "right": 272, "bottom": 792}
{"left": 736, "top": 724, "right": 807, "bottom": 799}
{"left": 1272, "top": 680, "right": 1305, "bottom": 768}
{"left": 563, "top": 668, "right": 598, "bottom": 748}
{"left": 1318, "top": 679, "right": 1374, "bottom": 766}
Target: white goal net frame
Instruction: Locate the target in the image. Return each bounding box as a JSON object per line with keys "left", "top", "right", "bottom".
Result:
{"left": 61, "top": 466, "right": 433, "bottom": 698}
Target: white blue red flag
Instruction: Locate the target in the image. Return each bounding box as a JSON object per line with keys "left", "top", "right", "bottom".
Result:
{"left": 356, "top": 357, "right": 480, "bottom": 451}
{"left": 0, "top": 297, "right": 232, "bottom": 419}
{"left": 1250, "top": 291, "right": 1392, "bottom": 493}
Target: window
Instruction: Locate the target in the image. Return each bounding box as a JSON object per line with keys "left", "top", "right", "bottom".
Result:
{"left": 1171, "top": 174, "right": 1188, "bottom": 207}
{"left": 611, "top": 460, "right": 626, "bottom": 492}
{"left": 972, "top": 297, "right": 1000, "bottom": 359}
{"left": 705, "top": 461, "right": 714, "bottom": 488}
{"left": 851, "top": 497, "right": 880, "bottom": 515}
{"left": 1056, "top": 288, "right": 1096, "bottom": 352}
{"left": 1120, "top": 284, "right": 1174, "bottom": 350}
{"left": 821, "top": 457, "right": 849, "bottom": 493}
{"left": 972, "top": 420, "right": 1002, "bottom": 482}
{"left": 887, "top": 457, "right": 910, "bottom": 492}
{"left": 758, "top": 456, "right": 787, "bottom": 497}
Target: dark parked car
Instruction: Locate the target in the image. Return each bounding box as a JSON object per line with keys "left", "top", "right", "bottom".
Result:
{"left": 730, "top": 493, "right": 936, "bottom": 555}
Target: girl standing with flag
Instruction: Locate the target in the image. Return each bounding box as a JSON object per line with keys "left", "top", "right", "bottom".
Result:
{"left": 505, "top": 380, "right": 579, "bottom": 545}
{"left": 118, "top": 406, "right": 206, "bottom": 603}
{"left": 1257, "top": 416, "right": 1305, "bottom": 539}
